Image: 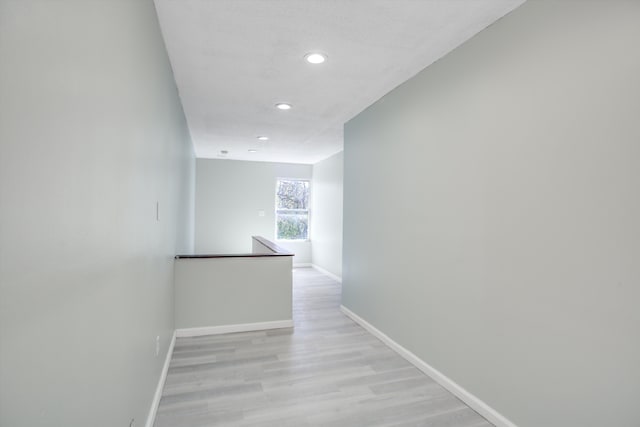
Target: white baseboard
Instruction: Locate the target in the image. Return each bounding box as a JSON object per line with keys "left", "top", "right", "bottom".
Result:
{"left": 311, "top": 264, "right": 342, "bottom": 283}
{"left": 293, "top": 262, "right": 312, "bottom": 268}
{"left": 340, "top": 305, "right": 517, "bottom": 427}
{"left": 175, "top": 319, "right": 294, "bottom": 338}
{"left": 145, "top": 330, "right": 176, "bottom": 427}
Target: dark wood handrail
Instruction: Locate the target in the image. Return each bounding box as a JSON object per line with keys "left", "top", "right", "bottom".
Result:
{"left": 175, "top": 236, "right": 293, "bottom": 259}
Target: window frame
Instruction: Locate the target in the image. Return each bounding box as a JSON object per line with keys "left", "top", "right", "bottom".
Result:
{"left": 274, "top": 178, "right": 311, "bottom": 242}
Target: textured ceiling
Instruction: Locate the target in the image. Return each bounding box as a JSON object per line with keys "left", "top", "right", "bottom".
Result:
{"left": 154, "top": 0, "right": 525, "bottom": 164}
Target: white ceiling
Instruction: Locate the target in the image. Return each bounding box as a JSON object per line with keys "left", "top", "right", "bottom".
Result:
{"left": 154, "top": 0, "right": 525, "bottom": 164}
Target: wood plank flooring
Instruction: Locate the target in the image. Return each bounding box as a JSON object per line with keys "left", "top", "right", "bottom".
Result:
{"left": 154, "top": 268, "right": 492, "bottom": 427}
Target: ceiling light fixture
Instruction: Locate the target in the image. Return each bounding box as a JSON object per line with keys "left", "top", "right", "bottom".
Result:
{"left": 257, "top": 136, "right": 269, "bottom": 141}
{"left": 275, "top": 103, "right": 292, "bottom": 110}
{"left": 248, "top": 149, "right": 257, "bottom": 153}
{"left": 304, "top": 52, "right": 327, "bottom": 64}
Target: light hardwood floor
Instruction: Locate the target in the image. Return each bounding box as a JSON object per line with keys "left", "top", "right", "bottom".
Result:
{"left": 154, "top": 268, "right": 493, "bottom": 427}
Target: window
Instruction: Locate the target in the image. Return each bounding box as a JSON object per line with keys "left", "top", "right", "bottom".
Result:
{"left": 276, "top": 179, "right": 309, "bottom": 240}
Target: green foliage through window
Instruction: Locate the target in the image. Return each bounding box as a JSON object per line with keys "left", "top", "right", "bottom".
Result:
{"left": 276, "top": 180, "right": 309, "bottom": 240}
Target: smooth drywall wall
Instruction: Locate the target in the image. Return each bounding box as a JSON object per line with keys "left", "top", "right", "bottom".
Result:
{"left": 311, "top": 152, "right": 343, "bottom": 278}
{"left": 174, "top": 256, "right": 293, "bottom": 329}
{"left": 195, "top": 159, "right": 312, "bottom": 264}
{"left": 343, "top": 1, "right": 640, "bottom": 426}
{"left": 0, "top": 1, "right": 195, "bottom": 426}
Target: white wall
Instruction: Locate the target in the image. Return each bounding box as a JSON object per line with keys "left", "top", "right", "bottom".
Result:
{"left": 0, "top": 1, "right": 194, "bottom": 426}
{"left": 343, "top": 1, "right": 640, "bottom": 426}
{"left": 195, "top": 159, "right": 312, "bottom": 264}
{"left": 311, "top": 152, "right": 343, "bottom": 278}
{"left": 174, "top": 256, "right": 292, "bottom": 329}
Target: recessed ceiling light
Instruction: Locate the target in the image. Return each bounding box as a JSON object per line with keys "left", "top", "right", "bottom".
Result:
{"left": 248, "top": 149, "right": 257, "bottom": 153}
{"left": 275, "top": 103, "right": 292, "bottom": 110}
{"left": 257, "top": 136, "right": 269, "bottom": 141}
{"left": 304, "top": 52, "right": 327, "bottom": 64}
